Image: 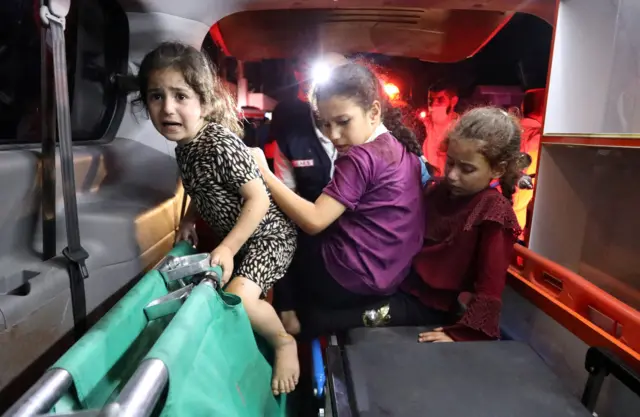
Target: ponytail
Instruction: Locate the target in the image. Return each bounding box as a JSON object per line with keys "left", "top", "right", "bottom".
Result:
{"left": 499, "top": 152, "right": 531, "bottom": 202}
{"left": 381, "top": 99, "right": 422, "bottom": 158}
{"left": 498, "top": 171, "right": 518, "bottom": 202}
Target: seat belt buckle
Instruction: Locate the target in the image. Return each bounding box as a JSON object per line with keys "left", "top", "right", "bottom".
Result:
{"left": 40, "top": 5, "right": 67, "bottom": 29}
{"left": 62, "top": 247, "right": 90, "bottom": 279}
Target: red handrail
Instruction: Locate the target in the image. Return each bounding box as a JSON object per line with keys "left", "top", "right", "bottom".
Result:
{"left": 509, "top": 244, "right": 640, "bottom": 369}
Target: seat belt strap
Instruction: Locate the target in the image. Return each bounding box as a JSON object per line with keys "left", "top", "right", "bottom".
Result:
{"left": 41, "top": 0, "right": 90, "bottom": 339}
{"left": 41, "top": 0, "right": 57, "bottom": 262}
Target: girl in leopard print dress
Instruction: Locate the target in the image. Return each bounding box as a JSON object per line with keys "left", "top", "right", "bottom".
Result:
{"left": 135, "top": 42, "right": 298, "bottom": 396}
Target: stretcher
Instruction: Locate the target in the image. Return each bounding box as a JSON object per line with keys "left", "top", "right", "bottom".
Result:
{"left": 313, "top": 327, "right": 640, "bottom": 417}
{"left": 3, "top": 242, "right": 287, "bottom": 417}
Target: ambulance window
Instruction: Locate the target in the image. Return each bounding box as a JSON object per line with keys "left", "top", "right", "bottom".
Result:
{"left": 0, "top": 0, "right": 128, "bottom": 146}
{"left": 202, "top": 33, "right": 238, "bottom": 85}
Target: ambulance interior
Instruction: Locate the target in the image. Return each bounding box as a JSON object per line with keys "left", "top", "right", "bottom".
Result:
{"left": 1, "top": 0, "right": 640, "bottom": 416}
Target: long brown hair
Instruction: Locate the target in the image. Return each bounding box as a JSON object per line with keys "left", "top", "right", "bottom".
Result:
{"left": 132, "top": 42, "right": 242, "bottom": 137}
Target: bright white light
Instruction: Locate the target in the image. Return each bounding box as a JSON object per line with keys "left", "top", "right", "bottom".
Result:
{"left": 383, "top": 83, "right": 400, "bottom": 99}
{"left": 311, "top": 62, "right": 332, "bottom": 84}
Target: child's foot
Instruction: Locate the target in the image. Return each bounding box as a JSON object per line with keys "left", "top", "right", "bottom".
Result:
{"left": 280, "top": 310, "right": 301, "bottom": 335}
{"left": 271, "top": 334, "right": 300, "bottom": 396}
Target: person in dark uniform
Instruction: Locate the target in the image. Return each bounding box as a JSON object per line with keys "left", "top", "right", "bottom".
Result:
{"left": 270, "top": 52, "right": 348, "bottom": 333}
{"left": 271, "top": 52, "right": 348, "bottom": 201}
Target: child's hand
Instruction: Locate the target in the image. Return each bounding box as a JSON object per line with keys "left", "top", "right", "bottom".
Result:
{"left": 418, "top": 327, "right": 454, "bottom": 343}
{"left": 250, "top": 147, "right": 269, "bottom": 174}
{"left": 210, "top": 245, "right": 234, "bottom": 285}
{"left": 176, "top": 220, "right": 198, "bottom": 247}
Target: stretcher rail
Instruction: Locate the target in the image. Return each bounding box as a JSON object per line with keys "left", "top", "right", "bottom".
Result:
{"left": 3, "top": 359, "right": 170, "bottom": 417}
{"left": 509, "top": 244, "right": 640, "bottom": 371}
{"left": 2, "top": 249, "right": 219, "bottom": 417}
{"left": 2, "top": 369, "right": 73, "bottom": 417}
{"left": 110, "top": 358, "right": 169, "bottom": 417}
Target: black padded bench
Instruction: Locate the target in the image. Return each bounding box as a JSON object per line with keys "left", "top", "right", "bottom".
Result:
{"left": 325, "top": 328, "right": 640, "bottom": 417}
{"left": 346, "top": 326, "right": 436, "bottom": 345}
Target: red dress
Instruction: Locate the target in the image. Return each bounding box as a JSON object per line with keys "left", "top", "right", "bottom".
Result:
{"left": 401, "top": 183, "right": 521, "bottom": 341}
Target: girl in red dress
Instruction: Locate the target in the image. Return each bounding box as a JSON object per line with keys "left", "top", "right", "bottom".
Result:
{"left": 398, "top": 106, "right": 530, "bottom": 343}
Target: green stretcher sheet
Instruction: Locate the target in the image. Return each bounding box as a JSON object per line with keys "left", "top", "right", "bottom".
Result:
{"left": 49, "top": 242, "right": 286, "bottom": 416}
{"left": 144, "top": 282, "right": 286, "bottom": 417}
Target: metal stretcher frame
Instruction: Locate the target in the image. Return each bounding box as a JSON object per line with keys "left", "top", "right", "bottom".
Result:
{"left": 324, "top": 338, "right": 351, "bottom": 417}
{"left": 2, "top": 282, "right": 216, "bottom": 417}
{"left": 3, "top": 249, "right": 221, "bottom": 417}
{"left": 3, "top": 352, "right": 170, "bottom": 417}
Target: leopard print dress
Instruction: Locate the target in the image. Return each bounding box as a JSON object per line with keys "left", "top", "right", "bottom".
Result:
{"left": 175, "top": 122, "right": 297, "bottom": 294}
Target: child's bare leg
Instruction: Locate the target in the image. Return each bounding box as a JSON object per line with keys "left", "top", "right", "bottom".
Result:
{"left": 280, "top": 311, "right": 301, "bottom": 335}
{"left": 225, "top": 276, "right": 300, "bottom": 395}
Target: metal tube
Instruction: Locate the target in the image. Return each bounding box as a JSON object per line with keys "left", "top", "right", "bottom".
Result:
{"left": 107, "top": 278, "right": 213, "bottom": 416}
{"left": 143, "top": 284, "right": 193, "bottom": 321}
{"left": 200, "top": 278, "right": 216, "bottom": 288}
{"left": 2, "top": 368, "right": 73, "bottom": 417}
{"left": 51, "top": 410, "right": 103, "bottom": 417}
{"left": 113, "top": 359, "right": 168, "bottom": 417}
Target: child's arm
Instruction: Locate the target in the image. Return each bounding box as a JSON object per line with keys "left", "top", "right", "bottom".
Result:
{"left": 209, "top": 133, "right": 272, "bottom": 282}
{"left": 181, "top": 199, "right": 199, "bottom": 224}
{"left": 259, "top": 149, "right": 372, "bottom": 235}
{"left": 262, "top": 171, "right": 345, "bottom": 235}
{"left": 219, "top": 179, "right": 270, "bottom": 255}
{"left": 443, "top": 222, "right": 516, "bottom": 341}
{"left": 213, "top": 133, "right": 273, "bottom": 255}
{"left": 419, "top": 222, "right": 516, "bottom": 343}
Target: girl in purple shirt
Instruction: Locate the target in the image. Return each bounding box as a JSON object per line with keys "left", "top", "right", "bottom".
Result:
{"left": 253, "top": 62, "right": 425, "bottom": 337}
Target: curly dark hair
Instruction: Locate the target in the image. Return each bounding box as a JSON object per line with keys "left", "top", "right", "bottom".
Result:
{"left": 312, "top": 62, "right": 422, "bottom": 157}
{"left": 132, "top": 41, "right": 242, "bottom": 137}
{"left": 444, "top": 107, "right": 530, "bottom": 201}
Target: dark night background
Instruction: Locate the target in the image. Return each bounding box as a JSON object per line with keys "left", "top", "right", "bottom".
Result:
{"left": 203, "top": 12, "right": 553, "bottom": 108}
